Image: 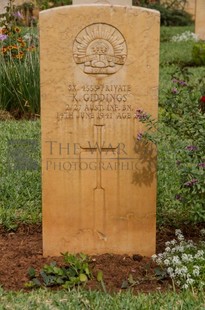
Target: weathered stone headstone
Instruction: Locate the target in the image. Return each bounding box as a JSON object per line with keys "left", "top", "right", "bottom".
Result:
{"left": 40, "top": 2, "right": 159, "bottom": 257}
{"left": 195, "top": 0, "right": 205, "bottom": 40}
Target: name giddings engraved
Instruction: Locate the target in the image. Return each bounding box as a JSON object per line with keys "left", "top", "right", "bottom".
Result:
{"left": 57, "top": 83, "right": 133, "bottom": 120}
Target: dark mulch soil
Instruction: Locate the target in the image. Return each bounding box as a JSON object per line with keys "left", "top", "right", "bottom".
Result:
{"left": 0, "top": 224, "right": 204, "bottom": 293}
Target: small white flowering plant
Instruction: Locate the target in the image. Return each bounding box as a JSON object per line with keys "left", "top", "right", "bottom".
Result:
{"left": 152, "top": 229, "right": 205, "bottom": 290}
{"left": 171, "top": 31, "right": 199, "bottom": 42}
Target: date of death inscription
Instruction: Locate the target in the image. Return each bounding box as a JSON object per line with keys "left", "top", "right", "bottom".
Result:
{"left": 57, "top": 84, "right": 134, "bottom": 120}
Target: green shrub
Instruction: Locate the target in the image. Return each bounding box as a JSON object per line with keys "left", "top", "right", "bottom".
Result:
{"left": 158, "top": 0, "right": 187, "bottom": 10}
{"left": 0, "top": 45, "right": 40, "bottom": 117}
{"left": 147, "top": 4, "right": 192, "bottom": 26}
{"left": 0, "top": 1, "right": 39, "bottom": 117}
{"left": 135, "top": 70, "right": 205, "bottom": 224}
{"left": 192, "top": 43, "right": 205, "bottom": 66}
{"left": 135, "top": 1, "right": 193, "bottom": 26}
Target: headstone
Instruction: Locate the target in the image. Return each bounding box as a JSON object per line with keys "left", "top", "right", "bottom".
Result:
{"left": 195, "top": 0, "right": 205, "bottom": 40}
{"left": 40, "top": 2, "right": 159, "bottom": 257}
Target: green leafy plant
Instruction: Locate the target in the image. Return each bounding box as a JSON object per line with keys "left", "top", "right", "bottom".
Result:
{"left": 0, "top": 47, "right": 40, "bottom": 117}
{"left": 25, "top": 253, "right": 92, "bottom": 289}
{"left": 135, "top": 70, "right": 205, "bottom": 224}
{"left": 192, "top": 42, "right": 205, "bottom": 66}
{"left": 0, "top": 0, "right": 39, "bottom": 117}
{"left": 152, "top": 229, "right": 205, "bottom": 290}
{"left": 97, "top": 270, "right": 107, "bottom": 293}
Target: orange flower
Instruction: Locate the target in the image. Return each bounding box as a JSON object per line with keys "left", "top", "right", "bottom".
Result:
{"left": 2, "top": 47, "right": 7, "bottom": 53}
{"left": 14, "top": 27, "right": 21, "bottom": 33}
{"left": 27, "top": 46, "right": 35, "bottom": 51}
{"left": 20, "top": 41, "right": 26, "bottom": 47}
{"left": 16, "top": 52, "right": 24, "bottom": 59}
{"left": 17, "top": 37, "right": 23, "bottom": 43}
{"left": 2, "top": 28, "right": 8, "bottom": 34}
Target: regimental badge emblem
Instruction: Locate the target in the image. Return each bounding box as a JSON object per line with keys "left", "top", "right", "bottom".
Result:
{"left": 73, "top": 23, "right": 127, "bottom": 75}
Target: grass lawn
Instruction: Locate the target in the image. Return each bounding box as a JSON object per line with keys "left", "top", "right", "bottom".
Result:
{"left": 0, "top": 24, "right": 205, "bottom": 307}
{"left": 1, "top": 288, "right": 205, "bottom": 309}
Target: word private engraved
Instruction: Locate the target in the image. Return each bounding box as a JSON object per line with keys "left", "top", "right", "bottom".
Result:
{"left": 73, "top": 23, "right": 127, "bottom": 75}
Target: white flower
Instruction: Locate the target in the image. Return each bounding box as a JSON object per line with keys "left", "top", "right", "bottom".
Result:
{"left": 169, "top": 272, "right": 175, "bottom": 278}
{"left": 167, "top": 267, "right": 173, "bottom": 275}
{"left": 195, "top": 250, "right": 204, "bottom": 259}
{"left": 151, "top": 254, "right": 157, "bottom": 261}
{"left": 188, "top": 254, "right": 193, "bottom": 261}
{"left": 165, "top": 247, "right": 171, "bottom": 252}
{"left": 187, "top": 240, "right": 194, "bottom": 245}
{"left": 172, "top": 256, "right": 181, "bottom": 266}
{"left": 177, "top": 234, "right": 184, "bottom": 242}
{"left": 175, "top": 230, "right": 185, "bottom": 242}
{"left": 181, "top": 254, "right": 188, "bottom": 262}
{"left": 156, "top": 258, "right": 162, "bottom": 264}
{"left": 164, "top": 259, "right": 170, "bottom": 266}
{"left": 171, "top": 31, "right": 199, "bottom": 42}
{"left": 186, "top": 278, "right": 194, "bottom": 285}
{"left": 165, "top": 241, "right": 171, "bottom": 247}
{"left": 186, "top": 273, "right": 191, "bottom": 279}
{"left": 200, "top": 229, "right": 205, "bottom": 236}
{"left": 175, "top": 229, "right": 182, "bottom": 236}
{"left": 176, "top": 280, "right": 181, "bottom": 286}
{"left": 175, "top": 266, "right": 188, "bottom": 276}
{"left": 185, "top": 241, "right": 196, "bottom": 249}
{"left": 174, "top": 245, "right": 184, "bottom": 252}
{"left": 170, "top": 239, "right": 177, "bottom": 245}
{"left": 182, "top": 254, "right": 193, "bottom": 262}
{"left": 193, "top": 266, "right": 200, "bottom": 277}
{"left": 182, "top": 283, "right": 189, "bottom": 289}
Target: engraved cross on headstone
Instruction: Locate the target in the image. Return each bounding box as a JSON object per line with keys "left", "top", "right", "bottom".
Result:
{"left": 80, "top": 124, "right": 119, "bottom": 190}
{"left": 80, "top": 124, "right": 119, "bottom": 236}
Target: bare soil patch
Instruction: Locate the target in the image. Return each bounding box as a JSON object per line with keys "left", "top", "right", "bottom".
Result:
{"left": 0, "top": 224, "right": 204, "bottom": 293}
